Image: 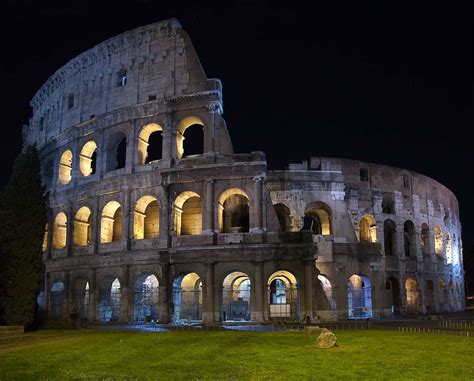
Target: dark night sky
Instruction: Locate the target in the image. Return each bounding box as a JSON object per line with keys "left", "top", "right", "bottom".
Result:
{"left": 0, "top": 1, "right": 472, "bottom": 251}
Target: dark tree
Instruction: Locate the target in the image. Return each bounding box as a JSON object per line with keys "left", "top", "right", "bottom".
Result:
{"left": 0, "top": 145, "right": 48, "bottom": 326}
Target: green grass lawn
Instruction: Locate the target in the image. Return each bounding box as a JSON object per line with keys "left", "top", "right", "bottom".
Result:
{"left": 0, "top": 329, "right": 472, "bottom": 380}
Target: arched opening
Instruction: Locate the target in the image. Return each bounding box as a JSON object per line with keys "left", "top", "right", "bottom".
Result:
{"left": 106, "top": 132, "right": 127, "bottom": 171}
{"left": 267, "top": 271, "right": 299, "bottom": 320}
{"left": 425, "top": 280, "right": 435, "bottom": 313}
{"left": 100, "top": 201, "right": 122, "bottom": 243}
{"left": 222, "top": 271, "right": 251, "bottom": 321}
{"left": 177, "top": 116, "right": 204, "bottom": 159}
{"left": 50, "top": 281, "right": 64, "bottom": 320}
{"left": 172, "top": 272, "right": 202, "bottom": 323}
{"left": 303, "top": 202, "right": 332, "bottom": 235}
{"left": 98, "top": 276, "right": 121, "bottom": 322}
{"left": 134, "top": 196, "right": 160, "bottom": 240}
{"left": 383, "top": 219, "right": 396, "bottom": 256}
{"left": 137, "top": 123, "right": 163, "bottom": 164}
{"left": 318, "top": 275, "right": 336, "bottom": 310}
{"left": 359, "top": 214, "right": 376, "bottom": 242}
{"left": 42, "top": 223, "right": 48, "bottom": 253}
{"left": 434, "top": 226, "right": 443, "bottom": 255}
{"left": 218, "top": 188, "right": 250, "bottom": 233}
{"left": 403, "top": 220, "right": 416, "bottom": 257}
{"left": 52, "top": 212, "right": 67, "bottom": 249}
{"left": 133, "top": 273, "right": 159, "bottom": 323}
{"left": 445, "top": 233, "right": 452, "bottom": 264}
{"left": 382, "top": 193, "right": 395, "bottom": 214}
{"left": 348, "top": 274, "right": 372, "bottom": 319}
{"left": 58, "top": 150, "right": 73, "bottom": 185}
{"left": 405, "top": 277, "right": 419, "bottom": 313}
{"left": 173, "top": 192, "right": 202, "bottom": 236}
{"left": 73, "top": 207, "right": 92, "bottom": 246}
{"left": 439, "top": 279, "right": 446, "bottom": 311}
{"left": 421, "top": 223, "right": 430, "bottom": 254}
{"left": 71, "top": 277, "right": 89, "bottom": 321}
{"left": 386, "top": 276, "right": 401, "bottom": 315}
{"left": 79, "top": 141, "right": 97, "bottom": 176}
{"left": 274, "top": 203, "right": 291, "bottom": 232}
{"left": 448, "top": 281, "right": 454, "bottom": 310}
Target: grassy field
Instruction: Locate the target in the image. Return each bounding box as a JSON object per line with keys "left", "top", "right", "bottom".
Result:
{"left": 0, "top": 329, "right": 473, "bottom": 380}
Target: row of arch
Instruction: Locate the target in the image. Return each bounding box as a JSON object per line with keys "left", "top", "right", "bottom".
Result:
{"left": 48, "top": 270, "right": 299, "bottom": 322}
{"left": 48, "top": 189, "right": 250, "bottom": 249}
{"left": 48, "top": 270, "right": 463, "bottom": 322}
{"left": 58, "top": 118, "right": 206, "bottom": 185}
{"left": 383, "top": 219, "right": 460, "bottom": 262}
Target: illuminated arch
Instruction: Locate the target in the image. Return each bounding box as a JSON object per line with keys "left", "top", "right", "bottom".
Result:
{"left": 79, "top": 141, "right": 97, "bottom": 176}
{"left": 173, "top": 191, "right": 202, "bottom": 236}
{"left": 348, "top": 274, "right": 372, "bottom": 319}
{"left": 359, "top": 214, "right": 376, "bottom": 242}
{"left": 434, "top": 226, "right": 443, "bottom": 255}
{"left": 71, "top": 276, "right": 90, "bottom": 321}
{"left": 267, "top": 270, "right": 299, "bottom": 319}
{"left": 98, "top": 276, "right": 121, "bottom": 322}
{"left": 176, "top": 116, "right": 205, "bottom": 159}
{"left": 133, "top": 273, "right": 160, "bottom": 322}
{"left": 137, "top": 123, "right": 163, "bottom": 165}
{"left": 405, "top": 277, "right": 419, "bottom": 313}
{"left": 218, "top": 188, "right": 250, "bottom": 233}
{"left": 42, "top": 223, "right": 48, "bottom": 253}
{"left": 58, "top": 150, "right": 73, "bottom": 185}
{"left": 100, "top": 201, "right": 122, "bottom": 243}
{"left": 50, "top": 281, "right": 65, "bottom": 320}
{"left": 304, "top": 201, "right": 332, "bottom": 235}
{"left": 222, "top": 271, "right": 252, "bottom": 321}
{"left": 134, "top": 195, "right": 160, "bottom": 239}
{"left": 74, "top": 206, "right": 92, "bottom": 246}
{"left": 52, "top": 212, "right": 67, "bottom": 249}
{"left": 172, "top": 272, "right": 202, "bottom": 323}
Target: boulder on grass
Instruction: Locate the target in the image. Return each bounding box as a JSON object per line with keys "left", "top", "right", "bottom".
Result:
{"left": 315, "top": 331, "right": 337, "bottom": 348}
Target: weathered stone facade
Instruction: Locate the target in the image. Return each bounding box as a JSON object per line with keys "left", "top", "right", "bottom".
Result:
{"left": 25, "top": 19, "right": 464, "bottom": 324}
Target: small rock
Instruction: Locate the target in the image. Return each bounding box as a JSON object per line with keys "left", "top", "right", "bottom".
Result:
{"left": 315, "top": 331, "right": 337, "bottom": 348}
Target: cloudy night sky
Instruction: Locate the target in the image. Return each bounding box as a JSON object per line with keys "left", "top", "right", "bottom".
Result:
{"left": 0, "top": 1, "right": 472, "bottom": 252}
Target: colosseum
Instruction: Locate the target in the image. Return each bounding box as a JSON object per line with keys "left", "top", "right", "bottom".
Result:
{"left": 26, "top": 19, "right": 465, "bottom": 325}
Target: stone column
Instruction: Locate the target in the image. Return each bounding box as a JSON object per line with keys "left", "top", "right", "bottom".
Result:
{"left": 94, "top": 197, "right": 101, "bottom": 254}
{"left": 251, "top": 176, "right": 264, "bottom": 233}
{"left": 44, "top": 272, "right": 51, "bottom": 320}
{"left": 303, "top": 260, "right": 314, "bottom": 322}
{"left": 123, "top": 190, "right": 131, "bottom": 250}
{"left": 66, "top": 204, "right": 74, "bottom": 257}
{"left": 253, "top": 262, "right": 265, "bottom": 322}
{"left": 120, "top": 265, "right": 130, "bottom": 323}
{"left": 162, "top": 111, "right": 173, "bottom": 163}
{"left": 88, "top": 268, "right": 97, "bottom": 322}
{"left": 46, "top": 209, "right": 53, "bottom": 260}
{"left": 64, "top": 271, "right": 71, "bottom": 320}
{"left": 203, "top": 180, "right": 215, "bottom": 235}
{"left": 203, "top": 262, "right": 215, "bottom": 324}
{"left": 159, "top": 263, "right": 170, "bottom": 323}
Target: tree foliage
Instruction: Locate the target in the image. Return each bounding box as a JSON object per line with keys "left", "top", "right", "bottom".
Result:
{"left": 0, "top": 145, "right": 48, "bottom": 326}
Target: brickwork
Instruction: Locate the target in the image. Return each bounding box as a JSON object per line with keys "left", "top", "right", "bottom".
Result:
{"left": 25, "top": 19, "right": 464, "bottom": 324}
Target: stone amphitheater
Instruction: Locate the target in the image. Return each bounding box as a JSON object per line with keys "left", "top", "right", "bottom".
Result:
{"left": 25, "top": 19, "right": 464, "bottom": 324}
